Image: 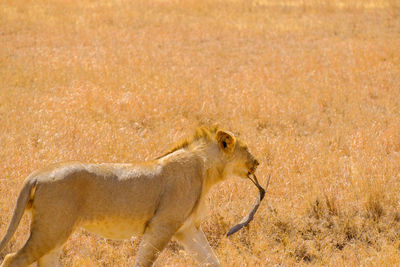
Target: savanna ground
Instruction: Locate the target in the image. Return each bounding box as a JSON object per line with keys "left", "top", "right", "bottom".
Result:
{"left": 1, "top": 0, "right": 400, "bottom": 266}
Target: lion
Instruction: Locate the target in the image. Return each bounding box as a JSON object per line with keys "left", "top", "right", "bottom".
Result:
{"left": 0, "top": 126, "right": 259, "bottom": 267}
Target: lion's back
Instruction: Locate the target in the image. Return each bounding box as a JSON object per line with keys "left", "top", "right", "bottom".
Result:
{"left": 30, "top": 162, "right": 165, "bottom": 223}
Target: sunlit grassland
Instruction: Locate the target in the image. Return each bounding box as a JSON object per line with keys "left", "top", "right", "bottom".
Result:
{"left": 1, "top": 0, "right": 399, "bottom": 266}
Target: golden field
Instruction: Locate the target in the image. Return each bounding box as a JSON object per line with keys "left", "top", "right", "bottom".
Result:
{"left": 1, "top": 0, "right": 400, "bottom": 265}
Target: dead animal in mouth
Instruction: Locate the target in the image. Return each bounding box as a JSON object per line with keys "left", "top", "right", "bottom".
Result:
{"left": 227, "top": 174, "right": 271, "bottom": 236}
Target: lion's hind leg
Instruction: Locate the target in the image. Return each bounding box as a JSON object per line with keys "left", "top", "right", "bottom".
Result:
{"left": 1, "top": 253, "right": 18, "bottom": 267}
{"left": 1, "top": 247, "right": 62, "bottom": 267}
{"left": 1, "top": 215, "right": 73, "bottom": 267}
{"left": 0, "top": 229, "right": 69, "bottom": 267}
{"left": 0, "top": 236, "right": 38, "bottom": 267}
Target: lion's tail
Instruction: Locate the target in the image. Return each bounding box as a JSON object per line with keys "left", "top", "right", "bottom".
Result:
{"left": 0, "top": 177, "right": 37, "bottom": 252}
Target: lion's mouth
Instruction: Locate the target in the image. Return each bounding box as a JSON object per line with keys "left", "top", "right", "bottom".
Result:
{"left": 247, "top": 168, "right": 256, "bottom": 175}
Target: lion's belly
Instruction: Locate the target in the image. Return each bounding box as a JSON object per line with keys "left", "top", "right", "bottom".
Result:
{"left": 81, "top": 218, "right": 147, "bottom": 240}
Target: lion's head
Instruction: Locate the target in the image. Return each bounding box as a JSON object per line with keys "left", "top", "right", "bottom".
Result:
{"left": 215, "top": 129, "right": 259, "bottom": 179}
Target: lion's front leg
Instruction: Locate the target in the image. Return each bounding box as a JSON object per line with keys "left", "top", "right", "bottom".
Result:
{"left": 174, "top": 225, "right": 221, "bottom": 267}
{"left": 37, "top": 247, "right": 62, "bottom": 267}
{"left": 135, "top": 219, "right": 181, "bottom": 267}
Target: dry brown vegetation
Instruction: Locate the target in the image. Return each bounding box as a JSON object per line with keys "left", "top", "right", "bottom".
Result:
{"left": 1, "top": 0, "right": 400, "bottom": 266}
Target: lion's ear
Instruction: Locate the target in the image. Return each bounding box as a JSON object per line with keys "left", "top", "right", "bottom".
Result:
{"left": 216, "top": 130, "right": 236, "bottom": 154}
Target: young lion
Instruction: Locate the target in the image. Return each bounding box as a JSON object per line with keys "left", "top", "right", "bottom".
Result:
{"left": 0, "top": 127, "right": 259, "bottom": 267}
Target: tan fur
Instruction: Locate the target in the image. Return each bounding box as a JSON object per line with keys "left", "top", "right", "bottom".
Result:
{"left": 0, "top": 127, "right": 259, "bottom": 267}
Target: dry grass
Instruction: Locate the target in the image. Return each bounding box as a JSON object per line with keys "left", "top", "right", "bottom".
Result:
{"left": 1, "top": 0, "right": 400, "bottom": 266}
